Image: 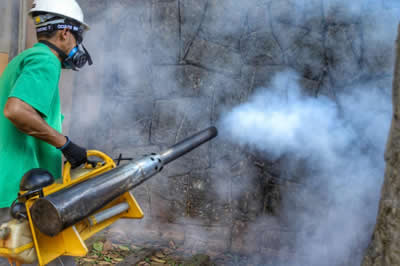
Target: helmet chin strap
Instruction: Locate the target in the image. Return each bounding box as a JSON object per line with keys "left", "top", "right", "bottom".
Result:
{"left": 39, "top": 40, "right": 68, "bottom": 60}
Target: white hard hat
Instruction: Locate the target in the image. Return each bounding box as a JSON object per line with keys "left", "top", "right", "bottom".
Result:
{"left": 29, "top": 0, "right": 90, "bottom": 31}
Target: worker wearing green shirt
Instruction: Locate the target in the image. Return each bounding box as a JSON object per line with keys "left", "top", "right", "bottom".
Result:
{"left": 0, "top": 0, "right": 92, "bottom": 227}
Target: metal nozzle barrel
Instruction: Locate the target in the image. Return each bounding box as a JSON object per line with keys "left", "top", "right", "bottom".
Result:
{"left": 30, "top": 127, "right": 218, "bottom": 236}
{"left": 160, "top": 126, "right": 218, "bottom": 164}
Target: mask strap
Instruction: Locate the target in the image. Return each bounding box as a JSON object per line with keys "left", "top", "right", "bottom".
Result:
{"left": 39, "top": 40, "right": 68, "bottom": 60}
{"left": 68, "top": 47, "right": 79, "bottom": 58}
{"left": 82, "top": 44, "right": 93, "bottom": 65}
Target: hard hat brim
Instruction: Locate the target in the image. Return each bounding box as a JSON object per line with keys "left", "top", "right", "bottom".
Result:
{"left": 28, "top": 9, "right": 90, "bottom": 31}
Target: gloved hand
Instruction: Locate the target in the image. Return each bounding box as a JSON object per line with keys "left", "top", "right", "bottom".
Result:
{"left": 57, "top": 136, "right": 87, "bottom": 169}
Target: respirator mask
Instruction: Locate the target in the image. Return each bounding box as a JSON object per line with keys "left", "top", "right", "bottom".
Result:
{"left": 35, "top": 14, "right": 93, "bottom": 71}
{"left": 39, "top": 39, "right": 93, "bottom": 71}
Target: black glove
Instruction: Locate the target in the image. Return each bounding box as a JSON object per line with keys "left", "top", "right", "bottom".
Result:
{"left": 58, "top": 136, "right": 87, "bottom": 169}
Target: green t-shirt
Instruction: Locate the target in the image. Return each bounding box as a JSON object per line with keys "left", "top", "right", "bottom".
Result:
{"left": 0, "top": 42, "right": 62, "bottom": 207}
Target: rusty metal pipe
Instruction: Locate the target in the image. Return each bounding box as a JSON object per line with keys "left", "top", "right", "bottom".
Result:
{"left": 30, "top": 127, "right": 218, "bottom": 236}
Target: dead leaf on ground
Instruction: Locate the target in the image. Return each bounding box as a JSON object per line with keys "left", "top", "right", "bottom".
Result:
{"left": 103, "top": 240, "right": 113, "bottom": 252}
{"left": 168, "top": 240, "right": 176, "bottom": 249}
{"left": 155, "top": 251, "right": 166, "bottom": 258}
{"left": 98, "top": 262, "right": 112, "bottom": 265}
{"left": 108, "top": 254, "right": 124, "bottom": 260}
{"left": 150, "top": 262, "right": 165, "bottom": 266}
{"left": 82, "top": 258, "right": 96, "bottom": 262}
{"left": 119, "top": 245, "right": 130, "bottom": 251}
{"left": 162, "top": 248, "right": 172, "bottom": 255}
{"left": 131, "top": 244, "right": 141, "bottom": 250}
{"left": 93, "top": 241, "right": 104, "bottom": 252}
{"left": 151, "top": 256, "right": 166, "bottom": 263}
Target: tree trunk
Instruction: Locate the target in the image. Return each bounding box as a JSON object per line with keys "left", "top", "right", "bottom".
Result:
{"left": 361, "top": 23, "right": 400, "bottom": 266}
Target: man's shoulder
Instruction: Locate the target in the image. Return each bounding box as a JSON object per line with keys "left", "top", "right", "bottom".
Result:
{"left": 18, "top": 44, "right": 60, "bottom": 67}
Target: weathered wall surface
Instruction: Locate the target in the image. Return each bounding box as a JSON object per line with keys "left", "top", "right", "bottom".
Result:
{"left": 0, "top": 1, "right": 12, "bottom": 54}
{"left": 0, "top": 0, "right": 33, "bottom": 73}
{"left": 61, "top": 0, "right": 398, "bottom": 263}
{"left": 0, "top": 0, "right": 12, "bottom": 75}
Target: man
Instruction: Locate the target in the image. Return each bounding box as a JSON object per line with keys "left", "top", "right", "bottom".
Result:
{"left": 0, "top": 1, "right": 92, "bottom": 265}
{"left": 0, "top": 0, "right": 91, "bottom": 224}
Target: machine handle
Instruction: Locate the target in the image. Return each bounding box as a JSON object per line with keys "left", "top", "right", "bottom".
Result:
{"left": 62, "top": 150, "right": 116, "bottom": 185}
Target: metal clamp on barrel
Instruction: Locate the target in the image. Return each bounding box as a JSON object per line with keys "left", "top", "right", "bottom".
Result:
{"left": 62, "top": 150, "right": 116, "bottom": 185}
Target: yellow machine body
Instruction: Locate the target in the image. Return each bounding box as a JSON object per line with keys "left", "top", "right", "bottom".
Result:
{"left": 0, "top": 150, "right": 144, "bottom": 266}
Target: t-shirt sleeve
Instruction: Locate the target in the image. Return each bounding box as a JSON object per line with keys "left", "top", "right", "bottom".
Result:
{"left": 8, "top": 54, "right": 60, "bottom": 118}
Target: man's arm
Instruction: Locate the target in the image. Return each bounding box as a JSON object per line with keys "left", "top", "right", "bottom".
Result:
{"left": 4, "top": 97, "right": 66, "bottom": 148}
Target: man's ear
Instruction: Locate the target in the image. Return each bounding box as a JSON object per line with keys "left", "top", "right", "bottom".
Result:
{"left": 59, "top": 29, "right": 69, "bottom": 41}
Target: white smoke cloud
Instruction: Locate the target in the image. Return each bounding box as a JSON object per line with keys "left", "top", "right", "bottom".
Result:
{"left": 71, "top": 0, "right": 398, "bottom": 264}
{"left": 220, "top": 70, "right": 391, "bottom": 265}
{"left": 222, "top": 71, "right": 352, "bottom": 163}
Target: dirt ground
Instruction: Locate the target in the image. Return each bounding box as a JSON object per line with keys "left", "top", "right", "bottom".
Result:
{"left": 76, "top": 231, "right": 261, "bottom": 266}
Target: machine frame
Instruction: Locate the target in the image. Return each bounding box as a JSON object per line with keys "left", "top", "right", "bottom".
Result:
{"left": 0, "top": 150, "right": 144, "bottom": 266}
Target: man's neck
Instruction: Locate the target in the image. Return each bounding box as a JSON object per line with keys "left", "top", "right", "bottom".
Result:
{"left": 38, "top": 39, "right": 64, "bottom": 63}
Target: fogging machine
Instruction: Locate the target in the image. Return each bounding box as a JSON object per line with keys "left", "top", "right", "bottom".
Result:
{"left": 0, "top": 127, "right": 217, "bottom": 266}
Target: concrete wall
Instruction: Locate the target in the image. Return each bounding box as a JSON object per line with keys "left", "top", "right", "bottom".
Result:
{"left": 0, "top": 0, "right": 33, "bottom": 73}
{"left": 0, "top": 1, "right": 12, "bottom": 54}
{"left": 0, "top": 1, "right": 12, "bottom": 75}
{"left": 59, "top": 1, "right": 398, "bottom": 262}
